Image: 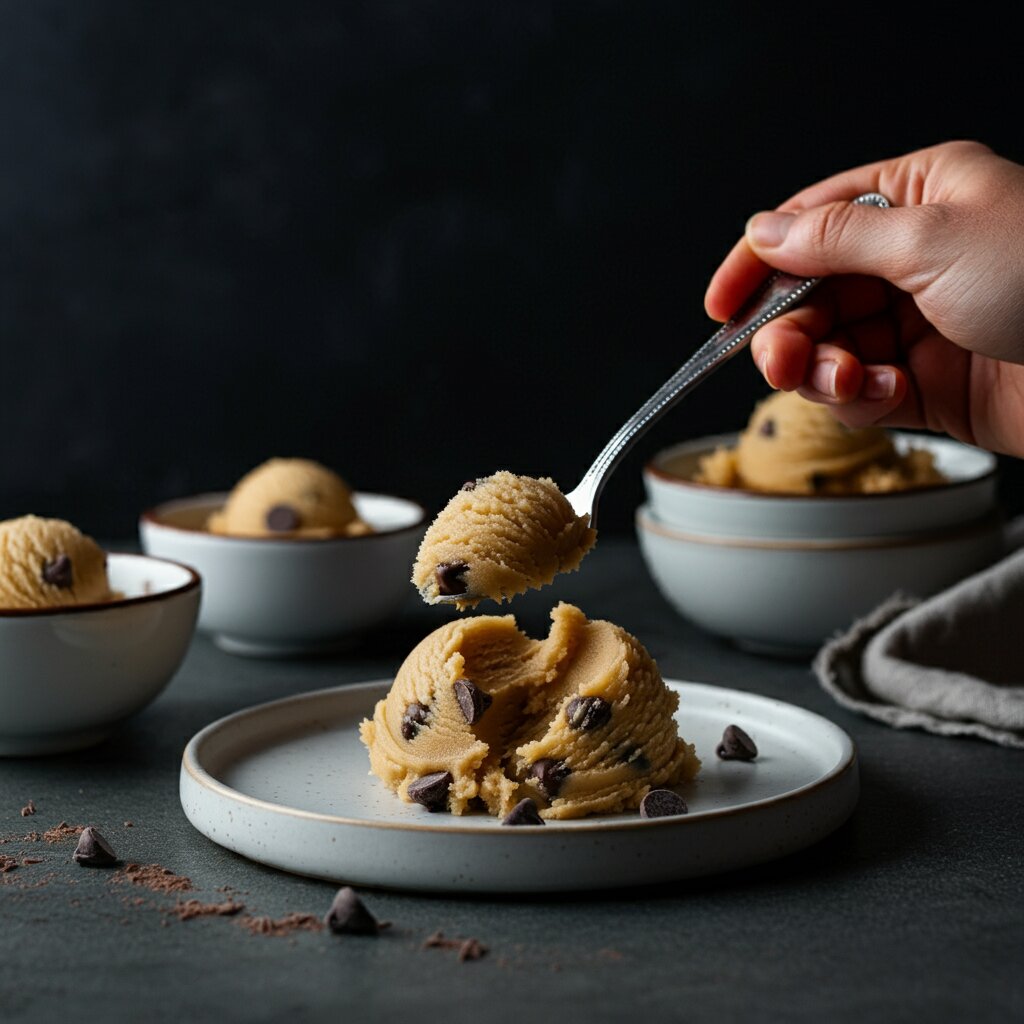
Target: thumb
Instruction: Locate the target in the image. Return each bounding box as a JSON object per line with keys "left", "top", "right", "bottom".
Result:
{"left": 745, "top": 201, "right": 938, "bottom": 287}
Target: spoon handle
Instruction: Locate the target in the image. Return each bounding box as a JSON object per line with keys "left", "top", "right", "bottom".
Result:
{"left": 566, "top": 192, "right": 891, "bottom": 527}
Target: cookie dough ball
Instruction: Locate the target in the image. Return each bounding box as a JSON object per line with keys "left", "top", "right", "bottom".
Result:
{"left": 207, "top": 458, "right": 372, "bottom": 538}
{"left": 696, "top": 390, "right": 945, "bottom": 494}
{"left": 0, "top": 515, "right": 114, "bottom": 609}
{"left": 411, "top": 472, "right": 596, "bottom": 610}
{"left": 359, "top": 602, "right": 700, "bottom": 820}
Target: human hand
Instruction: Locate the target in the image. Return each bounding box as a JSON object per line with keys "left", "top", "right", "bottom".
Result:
{"left": 704, "top": 140, "right": 1024, "bottom": 458}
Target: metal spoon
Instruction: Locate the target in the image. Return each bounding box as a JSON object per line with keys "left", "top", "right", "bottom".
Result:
{"left": 433, "top": 191, "right": 891, "bottom": 603}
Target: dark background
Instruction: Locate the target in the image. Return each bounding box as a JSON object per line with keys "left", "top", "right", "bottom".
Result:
{"left": 2, "top": 1, "right": 1022, "bottom": 540}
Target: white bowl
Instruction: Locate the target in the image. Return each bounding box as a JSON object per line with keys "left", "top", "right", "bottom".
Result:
{"left": 139, "top": 492, "right": 427, "bottom": 657}
{"left": 644, "top": 432, "right": 999, "bottom": 540}
{"left": 636, "top": 504, "right": 1009, "bottom": 657}
{"left": 0, "top": 553, "right": 201, "bottom": 756}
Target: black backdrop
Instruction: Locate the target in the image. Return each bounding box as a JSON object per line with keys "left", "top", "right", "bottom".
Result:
{"left": 3, "top": 2, "right": 1022, "bottom": 539}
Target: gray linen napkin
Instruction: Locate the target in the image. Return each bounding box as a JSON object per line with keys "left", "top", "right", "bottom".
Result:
{"left": 813, "top": 540, "right": 1024, "bottom": 748}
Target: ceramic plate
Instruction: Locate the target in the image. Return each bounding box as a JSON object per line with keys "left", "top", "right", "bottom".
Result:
{"left": 180, "top": 679, "right": 858, "bottom": 894}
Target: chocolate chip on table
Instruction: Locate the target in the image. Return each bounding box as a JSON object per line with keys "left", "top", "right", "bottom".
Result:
{"left": 265, "top": 504, "right": 300, "bottom": 532}
{"left": 41, "top": 554, "right": 73, "bottom": 589}
{"left": 435, "top": 562, "right": 470, "bottom": 596}
{"left": 324, "top": 886, "right": 388, "bottom": 936}
{"left": 401, "top": 702, "right": 430, "bottom": 740}
{"left": 454, "top": 679, "right": 493, "bottom": 724}
{"left": 72, "top": 826, "right": 119, "bottom": 867}
{"left": 501, "top": 798, "right": 545, "bottom": 826}
{"left": 640, "top": 789, "right": 689, "bottom": 818}
{"left": 528, "top": 759, "right": 571, "bottom": 799}
{"left": 716, "top": 724, "right": 758, "bottom": 761}
{"left": 407, "top": 772, "right": 453, "bottom": 812}
{"left": 758, "top": 418, "right": 776, "bottom": 437}
{"left": 566, "top": 696, "right": 611, "bottom": 731}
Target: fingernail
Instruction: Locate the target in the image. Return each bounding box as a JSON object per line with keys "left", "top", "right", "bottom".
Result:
{"left": 863, "top": 367, "right": 897, "bottom": 401}
{"left": 754, "top": 348, "right": 776, "bottom": 388}
{"left": 746, "top": 211, "right": 795, "bottom": 248}
{"left": 810, "top": 360, "right": 838, "bottom": 398}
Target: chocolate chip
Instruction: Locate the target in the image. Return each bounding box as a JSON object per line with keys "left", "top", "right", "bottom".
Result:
{"left": 758, "top": 418, "right": 776, "bottom": 437}
{"left": 435, "top": 562, "right": 470, "bottom": 596}
{"left": 407, "top": 771, "right": 453, "bottom": 812}
{"left": 620, "top": 746, "right": 650, "bottom": 772}
{"left": 454, "top": 679, "right": 492, "bottom": 724}
{"left": 460, "top": 480, "right": 477, "bottom": 491}
{"left": 566, "top": 696, "right": 611, "bottom": 731}
{"left": 72, "top": 826, "right": 119, "bottom": 867}
{"left": 324, "top": 886, "right": 385, "bottom": 935}
{"left": 502, "top": 798, "right": 545, "bottom": 826}
{"left": 401, "top": 702, "right": 430, "bottom": 740}
{"left": 640, "top": 789, "right": 689, "bottom": 818}
{"left": 41, "top": 554, "right": 73, "bottom": 589}
{"left": 528, "top": 759, "right": 570, "bottom": 799}
{"left": 716, "top": 724, "right": 758, "bottom": 761}
{"left": 265, "top": 504, "right": 300, "bottom": 532}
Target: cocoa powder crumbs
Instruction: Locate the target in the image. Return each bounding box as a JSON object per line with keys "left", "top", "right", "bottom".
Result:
{"left": 114, "top": 863, "right": 193, "bottom": 895}
{"left": 237, "top": 913, "right": 323, "bottom": 937}
{"left": 422, "top": 930, "right": 488, "bottom": 962}
{"left": 20, "top": 801, "right": 36, "bottom": 817}
{"left": 0, "top": 855, "right": 19, "bottom": 873}
{"left": 43, "top": 822, "right": 86, "bottom": 844}
{"left": 169, "top": 899, "right": 245, "bottom": 921}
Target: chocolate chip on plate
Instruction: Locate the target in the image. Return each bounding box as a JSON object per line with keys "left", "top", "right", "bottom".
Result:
{"left": 41, "top": 554, "right": 73, "bottom": 589}
{"left": 501, "top": 798, "right": 545, "bottom": 827}
{"left": 640, "top": 789, "right": 689, "bottom": 819}
{"left": 566, "top": 696, "right": 611, "bottom": 731}
{"left": 435, "top": 562, "right": 470, "bottom": 596}
{"left": 401, "top": 702, "right": 430, "bottom": 740}
{"left": 324, "top": 886, "right": 387, "bottom": 935}
{"left": 407, "top": 771, "right": 453, "bottom": 812}
{"left": 72, "top": 826, "right": 119, "bottom": 867}
{"left": 528, "top": 759, "right": 571, "bottom": 799}
{"left": 265, "top": 504, "right": 300, "bottom": 532}
{"left": 454, "top": 679, "right": 492, "bottom": 724}
{"left": 716, "top": 724, "right": 758, "bottom": 761}
{"left": 758, "top": 417, "right": 776, "bottom": 437}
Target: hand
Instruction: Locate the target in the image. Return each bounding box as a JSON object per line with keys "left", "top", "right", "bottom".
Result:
{"left": 704, "top": 140, "right": 1024, "bottom": 458}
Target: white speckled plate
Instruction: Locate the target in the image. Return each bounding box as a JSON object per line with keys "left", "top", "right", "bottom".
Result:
{"left": 179, "top": 679, "right": 858, "bottom": 893}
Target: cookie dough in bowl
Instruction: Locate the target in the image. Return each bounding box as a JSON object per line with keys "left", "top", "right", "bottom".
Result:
{"left": 360, "top": 602, "right": 700, "bottom": 820}
{"left": 411, "top": 472, "right": 596, "bottom": 610}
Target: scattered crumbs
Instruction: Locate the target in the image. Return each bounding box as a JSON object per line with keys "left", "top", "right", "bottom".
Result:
{"left": 20, "top": 801, "right": 36, "bottom": 817}
{"left": 422, "top": 930, "right": 488, "bottom": 962}
{"left": 123, "top": 821, "right": 134, "bottom": 828}
{"left": 237, "top": 913, "right": 323, "bottom": 937}
{"left": 43, "top": 822, "right": 86, "bottom": 844}
{"left": 169, "top": 899, "right": 245, "bottom": 921}
{"left": 1, "top": 855, "right": 19, "bottom": 873}
{"left": 21, "top": 857, "right": 43, "bottom": 866}
{"left": 114, "top": 863, "right": 193, "bottom": 895}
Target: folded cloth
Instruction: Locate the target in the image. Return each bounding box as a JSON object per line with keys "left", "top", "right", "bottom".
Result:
{"left": 813, "top": 544, "right": 1024, "bottom": 748}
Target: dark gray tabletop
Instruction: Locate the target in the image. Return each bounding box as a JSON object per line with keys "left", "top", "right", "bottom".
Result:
{"left": 1, "top": 539, "right": 1020, "bottom": 1023}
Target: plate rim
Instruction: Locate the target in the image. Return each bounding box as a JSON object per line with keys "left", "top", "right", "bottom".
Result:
{"left": 180, "top": 677, "right": 859, "bottom": 835}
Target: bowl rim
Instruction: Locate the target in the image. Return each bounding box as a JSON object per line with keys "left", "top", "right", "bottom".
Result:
{"left": 0, "top": 551, "right": 201, "bottom": 619}
{"left": 643, "top": 430, "right": 998, "bottom": 501}
{"left": 138, "top": 490, "right": 429, "bottom": 544}
{"left": 636, "top": 504, "right": 1004, "bottom": 551}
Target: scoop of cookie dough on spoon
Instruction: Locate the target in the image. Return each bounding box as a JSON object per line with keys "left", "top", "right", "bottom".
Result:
{"left": 411, "top": 471, "right": 596, "bottom": 610}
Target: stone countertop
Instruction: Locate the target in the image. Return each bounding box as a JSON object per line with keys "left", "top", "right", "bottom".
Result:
{"left": 1, "top": 540, "right": 1020, "bottom": 1023}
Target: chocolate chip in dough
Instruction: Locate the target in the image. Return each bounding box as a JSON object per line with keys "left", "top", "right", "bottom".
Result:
{"left": 401, "top": 702, "right": 430, "bottom": 740}
{"left": 42, "top": 554, "right": 73, "bottom": 589}
{"left": 265, "top": 504, "right": 300, "bottom": 532}
{"left": 460, "top": 480, "right": 477, "bottom": 492}
{"left": 566, "top": 696, "right": 611, "bottom": 731}
{"left": 324, "top": 886, "right": 387, "bottom": 935}
{"left": 72, "top": 826, "right": 119, "bottom": 867}
{"left": 620, "top": 746, "right": 650, "bottom": 772}
{"left": 501, "top": 798, "right": 545, "bottom": 826}
{"left": 407, "top": 771, "right": 453, "bottom": 812}
{"left": 435, "top": 562, "right": 470, "bottom": 596}
{"left": 640, "top": 789, "right": 689, "bottom": 818}
{"left": 454, "top": 679, "right": 492, "bottom": 724}
{"left": 716, "top": 724, "right": 758, "bottom": 761}
{"left": 528, "top": 759, "right": 571, "bottom": 799}
{"left": 758, "top": 418, "right": 776, "bottom": 437}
